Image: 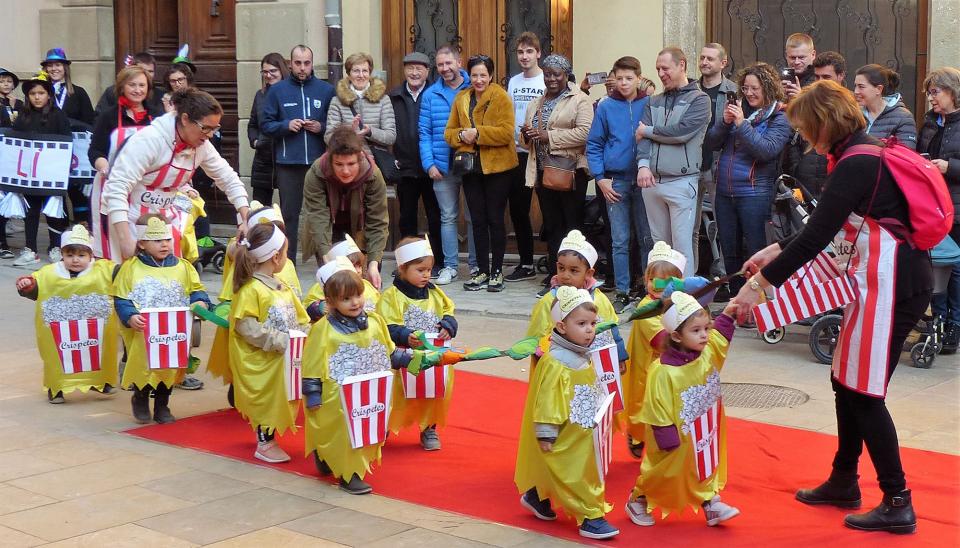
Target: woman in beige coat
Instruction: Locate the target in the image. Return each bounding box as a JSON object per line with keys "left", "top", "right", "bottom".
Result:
{"left": 325, "top": 52, "right": 396, "bottom": 153}
{"left": 520, "top": 54, "right": 594, "bottom": 280}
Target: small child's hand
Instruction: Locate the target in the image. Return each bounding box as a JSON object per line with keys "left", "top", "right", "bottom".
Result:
{"left": 538, "top": 440, "right": 553, "bottom": 452}
{"left": 407, "top": 333, "right": 421, "bottom": 348}
{"left": 619, "top": 360, "right": 627, "bottom": 375}
{"left": 184, "top": 187, "right": 200, "bottom": 199}
{"left": 129, "top": 314, "right": 146, "bottom": 331}
{"left": 438, "top": 328, "right": 452, "bottom": 340}
{"left": 196, "top": 301, "right": 210, "bottom": 310}
{"left": 722, "top": 301, "right": 740, "bottom": 319}
{"left": 15, "top": 276, "right": 36, "bottom": 292}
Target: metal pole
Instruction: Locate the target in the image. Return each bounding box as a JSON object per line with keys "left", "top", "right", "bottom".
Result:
{"left": 325, "top": 0, "right": 343, "bottom": 84}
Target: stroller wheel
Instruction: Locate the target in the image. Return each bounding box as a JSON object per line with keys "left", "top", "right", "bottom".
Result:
{"left": 761, "top": 327, "right": 785, "bottom": 344}
{"left": 808, "top": 314, "right": 842, "bottom": 365}
{"left": 910, "top": 342, "right": 936, "bottom": 369}
{"left": 212, "top": 250, "right": 225, "bottom": 274}
{"left": 536, "top": 256, "right": 548, "bottom": 274}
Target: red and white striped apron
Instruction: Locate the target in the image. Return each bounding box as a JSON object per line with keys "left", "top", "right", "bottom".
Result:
{"left": 832, "top": 213, "right": 899, "bottom": 397}
{"left": 91, "top": 110, "right": 148, "bottom": 259}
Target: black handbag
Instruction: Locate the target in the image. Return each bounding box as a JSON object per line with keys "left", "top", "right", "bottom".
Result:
{"left": 451, "top": 94, "right": 482, "bottom": 176}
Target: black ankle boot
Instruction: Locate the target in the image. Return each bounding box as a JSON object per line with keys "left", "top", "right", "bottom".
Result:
{"left": 844, "top": 489, "right": 916, "bottom": 534}
{"left": 131, "top": 388, "right": 151, "bottom": 424}
{"left": 153, "top": 386, "right": 175, "bottom": 424}
{"left": 796, "top": 476, "right": 862, "bottom": 508}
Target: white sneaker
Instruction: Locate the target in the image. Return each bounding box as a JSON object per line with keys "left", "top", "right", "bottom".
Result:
{"left": 48, "top": 247, "right": 61, "bottom": 263}
{"left": 703, "top": 495, "right": 740, "bottom": 526}
{"left": 13, "top": 248, "right": 40, "bottom": 267}
{"left": 254, "top": 440, "right": 291, "bottom": 463}
{"left": 435, "top": 267, "right": 459, "bottom": 285}
{"left": 625, "top": 496, "right": 656, "bottom": 526}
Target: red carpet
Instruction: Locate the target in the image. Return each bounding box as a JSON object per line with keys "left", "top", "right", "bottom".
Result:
{"left": 127, "top": 371, "right": 959, "bottom": 546}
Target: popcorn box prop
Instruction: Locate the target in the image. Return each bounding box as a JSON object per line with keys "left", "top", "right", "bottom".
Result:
{"left": 141, "top": 307, "right": 191, "bottom": 370}
{"left": 690, "top": 400, "right": 721, "bottom": 482}
{"left": 49, "top": 317, "right": 105, "bottom": 374}
{"left": 592, "top": 392, "right": 616, "bottom": 484}
{"left": 284, "top": 329, "right": 306, "bottom": 401}
{"left": 400, "top": 334, "right": 450, "bottom": 399}
{"left": 752, "top": 251, "right": 855, "bottom": 332}
{"left": 590, "top": 343, "right": 624, "bottom": 413}
{"left": 340, "top": 370, "right": 394, "bottom": 449}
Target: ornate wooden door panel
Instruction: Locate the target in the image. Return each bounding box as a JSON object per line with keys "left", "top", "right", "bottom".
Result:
{"left": 710, "top": 0, "right": 929, "bottom": 117}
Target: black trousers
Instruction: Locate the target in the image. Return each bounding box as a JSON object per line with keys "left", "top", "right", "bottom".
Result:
{"left": 537, "top": 170, "right": 588, "bottom": 275}
{"left": 508, "top": 152, "right": 535, "bottom": 266}
{"left": 252, "top": 186, "right": 275, "bottom": 207}
{"left": 275, "top": 164, "right": 311, "bottom": 263}
{"left": 397, "top": 175, "right": 443, "bottom": 264}
{"left": 463, "top": 169, "right": 512, "bottom": 275}
{"left": 830, "top": 287, "right": 930, "bottom": 496}
{"left": 25, "top": 194, "right": 68, "bottom": 251}
{"left": 68, "top": 180, "right": 90, "bottom": 228}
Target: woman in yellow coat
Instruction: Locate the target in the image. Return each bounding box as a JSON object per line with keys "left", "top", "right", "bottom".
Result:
{"left": 302, "top": 234, "right": 379, "bottom": 322}
{"left": 515, "top": 287, "right": 619, "bottom": 540}
{"left": 227, "top": 223, "right": 309, "bottom": 464}
{"left": 112, "top": 215, "right": 210, "bottom": 424}
{"left": 15, "top": 226, "right": 120, "bottom": 403}
{"left": 302, "top": 262, "right": 436, "bottom": 495}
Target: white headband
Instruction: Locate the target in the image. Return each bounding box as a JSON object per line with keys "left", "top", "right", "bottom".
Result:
{"left": 551, "top": 286, "right": 594, "bottom": 322}
{"left": 395, "top": 240, "right": 433, "bottom": 266}
{"left": 246, "top": 205, "right": 283, "bottom": 229}
{"left": 329, "top": 235, "right": 361, "bottom": 259}
{"left": 241, "top": 225, "right": 286, "bottom": 263}
{"left": 661, "top": 291, "right": 704, "bottom": 333}
{"left": 317, "top": 256, "right": 355, "bottom": 284}
{"left": 558, "top": 230, "right": 598, "bottom": 268}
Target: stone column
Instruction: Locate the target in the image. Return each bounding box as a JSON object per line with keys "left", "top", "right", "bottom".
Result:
{"left": 929, "top": 0, "right": 960, "bottom": 71}
{"left": 662, "top": 0, "right": 704, "bottom": 78}
{"left": 38, "top": 0, "right": 115, "bottom": 102}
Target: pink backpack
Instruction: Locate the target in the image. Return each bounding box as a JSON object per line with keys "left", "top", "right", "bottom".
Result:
{"left": 841, "top": 137, "right": 953, "bottom": 250}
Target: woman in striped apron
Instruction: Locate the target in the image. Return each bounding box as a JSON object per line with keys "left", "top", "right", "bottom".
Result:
{"left": 100, "top": 88, "right": 249, "bottom": 261}
{"left": 731, "top": 81, "right": 932, "bottom": 535}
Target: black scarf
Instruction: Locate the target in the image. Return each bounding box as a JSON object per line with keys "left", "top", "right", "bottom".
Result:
{"left": 392, "top": 274, "right": 434, "bottom": 300}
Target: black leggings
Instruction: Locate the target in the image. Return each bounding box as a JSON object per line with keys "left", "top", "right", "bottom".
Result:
{"left": 275, "top": 164, "right": 310, "bottom": 263}
{"left": 537, "top": 170, "right": 588, "bottom": 275}
{"left": 25, "top": 194, "right": 68, "bottom": 251}
{"left": 397, "top": 175, "right": 443, "bottom": 263}
{"left": 463, "top": 169, "right": 512, "bottom": 275}
{"left": 508, "top": 152, "right": 535, "bottom": 265}
{"left": 68, "top": 180, "right": 90, "bottom": 228}
{"left": 830, "top": 287, "right": 930, "bottom": 495}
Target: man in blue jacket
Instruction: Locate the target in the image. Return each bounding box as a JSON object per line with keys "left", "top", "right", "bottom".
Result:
{"left": 586, "top": 56, "right": 652, "bottom": 312}
{"left": 418, "top": 44, "right": 476, "bottom": 286}
{"left": 260, "top": 45, "right": 335, "bottom": 262}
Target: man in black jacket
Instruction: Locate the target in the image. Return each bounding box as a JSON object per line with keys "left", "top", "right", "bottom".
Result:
{"left": 782, "top": 34, "right": 829, "bottom": 198}
{"left": 388, "top": 52, "right": 442, "bottom": 271}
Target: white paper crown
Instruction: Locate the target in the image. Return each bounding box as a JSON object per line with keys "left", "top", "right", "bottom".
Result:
{"left": 395, "top": 239, "right": 433, "bottom": 266}
{"left": 328, "top": 234, "right": 362, "bottom": 259}
{"left": 662, "top": 291, "right": 704, "bottom": 333}
{"left": 558, "top": 229, "right": 598, "bottom": 267}
{"left": 551, "top": 286, "right": 594, "bottom": 322}
{"left": 136, "top": 217, "right": 173, "bottom": 241}
{"left": 647, "top": 241, "right": 687, "bottom": 273}
{"left": 317, "top": 256, "right": 355, "bottom": 285}
{"left": 247, "top": 203, "right": 283, "bottom": 229}
{"left": 241, "top": 224, "right": 286, "bottom": 263}
{"left": 61, "top": 225, "right": 92, "bottom": 250}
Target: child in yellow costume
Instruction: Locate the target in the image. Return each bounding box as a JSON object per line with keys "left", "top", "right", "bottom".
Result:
{"left": 526, "top": 230, "right": 626, "bottom": 375}
{"left": 208, "top": 202, "right": 301, "bottom": 406}
{"left": 623, "top": 242, "right": 684, "bottom": 458}
{"left": 375, "top": 237, "right": 457, "bottom": 450}
{"left": 228, "top": 222, "right": 309, "bottom": 464}
{"left": 15, "top": 225, "right": 120, "bottom": 403}
{"left": 303, "top": 234, "right": 380, "bottom": 322}
{"left": 113, "top": 215, "right": 211, "bottom": 424}
{"left": 302, "top": 262, "right": 438, "bottom": 495}
{"left": 625, "top": 292, "right": 740, "bottom": 527}
{"left": 515, "top": 286, "right": 619, "bottom": 540}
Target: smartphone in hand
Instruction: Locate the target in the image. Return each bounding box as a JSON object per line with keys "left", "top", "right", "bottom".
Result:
{"left": 586, "top": 72, "right": 608, "bottom": 86}
{"left": 725, "top": 91, "right": 739, "bottom": 103}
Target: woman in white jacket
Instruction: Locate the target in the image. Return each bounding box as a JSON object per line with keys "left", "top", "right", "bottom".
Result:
{"left": 101, "top": 88, "right": 249, "bottom": 260}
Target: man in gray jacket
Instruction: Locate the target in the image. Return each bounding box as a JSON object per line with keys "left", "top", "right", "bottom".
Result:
{"left": 636, "top": 47, "right": 711, "bottom": 276}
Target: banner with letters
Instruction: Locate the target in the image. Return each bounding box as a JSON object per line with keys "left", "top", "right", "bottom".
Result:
{"left": 70, "top": 131, "right": 96, "bottom": 179}
{"left": 0, "top": 131, "right": 72, "bottom": 195}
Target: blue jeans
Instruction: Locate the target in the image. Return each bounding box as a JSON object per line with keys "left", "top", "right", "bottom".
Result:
{"left": 433, "top": 174, "right": 476, "bottom": 270}
{"left": 606, "top": 176, "right": 653, "bottom": 293}
{"left": 714, "top": 192, "right": 772, "bottom": 292}
{"left": 931, "top": 262, "right": 960, "bottom": 325}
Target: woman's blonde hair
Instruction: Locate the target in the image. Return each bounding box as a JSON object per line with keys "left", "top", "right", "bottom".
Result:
{"left": 785, "top": 80, "right": 865, "bottom": 151}
{"left": 345, "top": 52, "right": 374, "bottom": 74}
{"left": 115, "top": 66, "right": 153, "bottom": 102}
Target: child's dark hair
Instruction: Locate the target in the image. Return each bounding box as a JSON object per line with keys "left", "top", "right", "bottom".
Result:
{"left": 61, "top": 244, "right": 91, "bottom": 255}
{"left": 324, "top": 269, "right": 364, "bottom": 302}
{"left": 396, "top": 236, "right": 431, "bottom": 268}
{"left": 171, "top": 87, "right": 222, "bottom": 121}
{"left": 233, "top": 223, "right": 284, "bottom": 293}
{"left": 558, "top": 249, "right": 591, "bottom": 268}
{"left": 659, "top": 308, "right": 711, "bottom": 353}
{"left": 248, "top": 204, "right": 286, "bottom": 231}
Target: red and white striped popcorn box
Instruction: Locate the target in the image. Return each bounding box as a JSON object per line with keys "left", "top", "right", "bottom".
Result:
{"left": 49, "top": 317, "right": 105, "bottom": 374}
{"left": 752, "top": 250, "right": 856, "bottom": 332}
{"left": 284, "top": 329, "right": 306, "bottom": 401}
{"left": 589, "top": 343, "right": 624, "bottom": 413}
{"left": 400, "top": 334, "right": 450, "bottom": 399}
{"left": 339, "top": 370, "right": 394, "bottom": 449}
{"left": 141, "top": 307, "right": 191, "bottom": 370}
{"left": 592, "top": 391, "right": 616, "bottom": 484}
{"left": 689, "top": 400, "right": 722, "bottom": 482}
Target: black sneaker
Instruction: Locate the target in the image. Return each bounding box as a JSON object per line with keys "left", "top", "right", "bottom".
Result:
{"left": 536, "top": 285, "right": 552, "bottom": 299}
{"left": 463, "top": 272, "right": 489, "bottom": 291}
{"left": 487, "top": 271, "right": 504, "bottom": 292}
{"left": 520, "top": 488, "right": 557, "bottom": 520}
{"left": 613, "top": 292, "right": 631, "bottom": 313}
{"left": 339, "top": 473, "right": 373, "bottom": 495}
{"left": 505, "top": 265, "right": 536, "bottom": 282}
{"left": 714, "top": 284, "right": 732, "bottom": 303}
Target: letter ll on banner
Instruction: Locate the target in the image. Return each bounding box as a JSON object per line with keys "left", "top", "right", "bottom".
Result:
{"left": 340, "top": 370, "right": 394, "bottom": 449}
{"left": 752, "top": 250, "right": 856, "bottom": 332}
{"left": 590, "top": 343, "right": 624, "bottom": 413}
{"left": 592, "top": 392, "right": 616, "bottom": 484}
{"left": 141, "top": 307, "right": 191, "bottom": 370}
{"left": 284, "top": 329, "right": 306, "bottom": 401}
{"left": 49, "top": 317, "right": 104, "bottom": 374}
{"left": 690, "top": 400, "right": 721, "bottom": 481}
{"left": 400, "top": 333, "right": 450, "bottom": 399}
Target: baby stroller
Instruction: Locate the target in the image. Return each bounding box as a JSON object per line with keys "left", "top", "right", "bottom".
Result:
{"left": 909, "top": 236, "right": 960, "bottom": 368}
{"left": 698, "top": 191, "right": 726, "bottom": 280}
{"left": 196, "top": 235, "right": 228, "bottom": 274}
